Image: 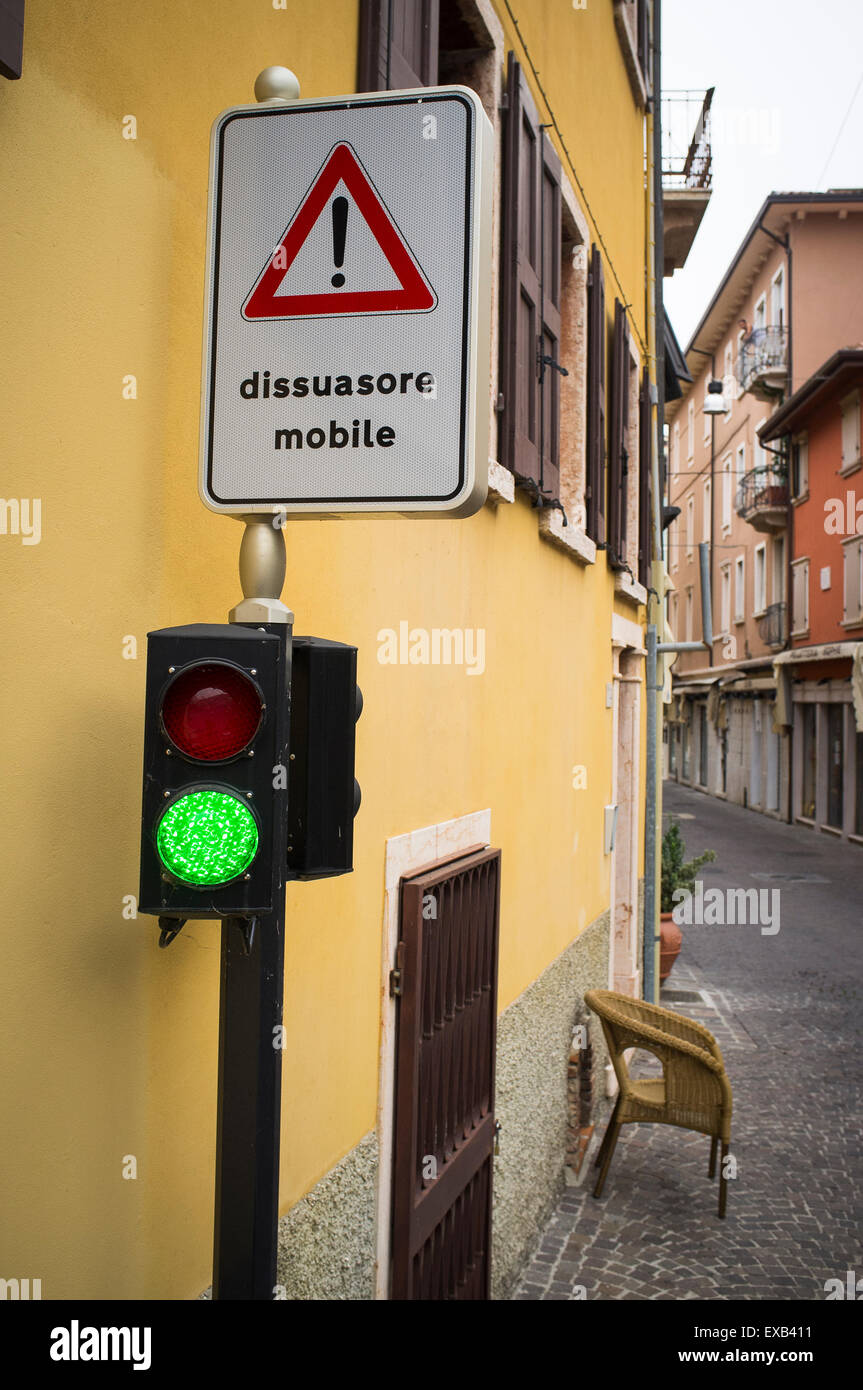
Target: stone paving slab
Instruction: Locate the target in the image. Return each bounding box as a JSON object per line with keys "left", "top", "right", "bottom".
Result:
{"left": 512, "top": 784, "right": 863, "bottom": 1301}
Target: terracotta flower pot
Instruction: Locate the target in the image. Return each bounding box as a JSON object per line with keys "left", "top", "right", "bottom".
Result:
{"left": 659, "top": 910, "right": 682, "bottom": 983}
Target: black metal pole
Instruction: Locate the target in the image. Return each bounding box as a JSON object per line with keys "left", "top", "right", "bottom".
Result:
{"left": 212, "top": 909, "right": 285, "bottom": 1300}
{"left": 213, "top": 617, "right": 291, "bottom": 1301}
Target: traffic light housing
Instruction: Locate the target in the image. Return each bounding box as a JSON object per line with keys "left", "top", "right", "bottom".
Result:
{"left": 139, "top": 624, "right": 290, "bottom": 918}
{"left": 286, "top": 636, "right": 361, "bottom": 880}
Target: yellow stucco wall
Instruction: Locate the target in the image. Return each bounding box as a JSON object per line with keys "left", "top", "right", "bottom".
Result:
{"left": 0, "top": 1, "right": 650, "bottom": 1299}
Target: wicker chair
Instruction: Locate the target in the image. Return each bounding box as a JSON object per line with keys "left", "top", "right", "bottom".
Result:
{"left": 584, "top": 989, "right": 734, "bottom": 1218}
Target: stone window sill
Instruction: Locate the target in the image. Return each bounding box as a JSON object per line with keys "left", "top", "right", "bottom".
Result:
{"left": 614, "top": 570, "right": 647, "bottom": 605}
{"left": 539, "top": 508, "right": 596, "bottom": 565}
{"left": 487, "top": 459, "right": 515, "bottom": 505}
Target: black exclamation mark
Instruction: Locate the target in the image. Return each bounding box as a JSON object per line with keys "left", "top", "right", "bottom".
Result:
{"left": 331, "top": 196, "right": 348, "bottom": 288}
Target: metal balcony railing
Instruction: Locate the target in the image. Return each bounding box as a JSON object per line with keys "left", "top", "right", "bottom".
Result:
{"left": 735, "top": 465, "right": 789, "bottom": 526}
{"left": 758, "top": 601, "right": 787, "bottom": 648}
{"left": 736, "top": 326, "right": 789, "bottom": 396}
{"left": 661, "top": 88, "right": 714, "bottom": 190}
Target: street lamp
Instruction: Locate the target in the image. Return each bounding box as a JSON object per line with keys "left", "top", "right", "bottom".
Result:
{"left": 703, "top": 378, "right": 727, "bottom": 414}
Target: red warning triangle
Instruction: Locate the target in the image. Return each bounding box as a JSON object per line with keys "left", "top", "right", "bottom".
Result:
{"left": 243, "top": 142, "right": 436, "bottom": 321}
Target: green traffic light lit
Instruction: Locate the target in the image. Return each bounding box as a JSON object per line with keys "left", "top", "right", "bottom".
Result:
{"left": 156, "top": 788, "right": 259, "bottom": 887}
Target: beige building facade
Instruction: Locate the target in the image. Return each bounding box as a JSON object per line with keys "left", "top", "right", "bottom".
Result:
{"left": 664, "top": 191, "right": 863, "bottom": 819}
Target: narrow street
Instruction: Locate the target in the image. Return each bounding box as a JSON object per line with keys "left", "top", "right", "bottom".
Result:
{"left": 515, "top": 782, "right": 863, "bottom": 1300}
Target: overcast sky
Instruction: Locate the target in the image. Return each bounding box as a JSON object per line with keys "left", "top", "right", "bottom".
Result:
{"left": 662, "top": 0, "right": 863, "bottom": 348}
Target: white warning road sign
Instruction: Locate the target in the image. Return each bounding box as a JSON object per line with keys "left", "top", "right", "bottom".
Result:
{"left": 199, "top": 88, "right": 493, "bottom": 517}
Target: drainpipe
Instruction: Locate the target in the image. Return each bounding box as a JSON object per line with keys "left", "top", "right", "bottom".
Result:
{"left": 643, "top": 0, "right": 664, "bottom": 1006}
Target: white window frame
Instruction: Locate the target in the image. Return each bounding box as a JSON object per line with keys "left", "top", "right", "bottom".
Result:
{"left": 721, "top": 454, "right": 733, "bottom": 533}
{"left": 723, "top": 342, "right": 734, "bottom": 421}
{"left": 720, "top": 562, "right": 732, "bottom": 636}
{"left": 686, "top": 494, "right": 694, "bottom": 558}
{"left": 842, "top": 535, "right": 863, "bottom": 625}
{"left": 702, "top": 478, "right": 711, "bottom": 543}
{"left": 791, "top": 556, "right": 810, "bottom": 637}
{"left": 685, "top": 585, "right": 694, "bottom": 642}
{"left": 687, "top": 400, "right": 695, "bottom": 464}
{"left": 668, "top": 588, "right": 679, "bottom": 636}
{"left": 672, "top": 420, "right": 680, "bottom": 474}
{"left": 770, "top": 266, "right": 785, "bottom": 329}
{"left": 754, "top": 542, "right": 767, "bottom": 615}
{"left": 735, "top": 441, "right": 746, "bottom": 494}
{"left": 754, "top": 293, "right": 767, "bottom": 332}
{"left": 734, "top": 554, "right": 745, "bottom": 623}
{"left": 792, "top": 432, "right": 809, "bottom": 499}
{"left": 840, "top": 389, "right": 861, "bottom": 475}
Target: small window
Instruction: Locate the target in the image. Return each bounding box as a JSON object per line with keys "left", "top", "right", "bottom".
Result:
{"left": 791, "top": 557, "right": 810, "bottom": 636}
{"left": 771, "top": 267, "right": 785, "bottom": 330}
{"left": 686, "top": 494, "right": 694, "bottom": 557}
{"left": 702, "top": 478, "right": 711, "bottom": 543}
{"left": 792, "top": 433, "right": 809, "bottom": 498}
{"left": 723, "top": 343, "right": 734, "bottom": 420}
{"left": 721, "top": 454, "right": 733, "bottom": 532}
{"left": 687, "top": 401, "right": 694, "bottom": 463}
{"left": 720, "top": 563, "right": 732, "bottom": 635}
{"left": 685, "top": 585, "right": 694, "bottom": 642}
{"left": 841, "top": 390, "right": 861, "bottom": 474}
{"left": 672, "top": 421, "right": 680, "bottom": 475}
{"left": 842, "top": 536, "right": 863, "bottom": 625}
{"left": 754, "top": 294, "right": 767, "bottom": 332}
{"left": 734, "top": 555, "right": 745, "bottom": 622}
{"left": 754, "top": 543, "right": 767, "bottom": 614}
{"left": 736, "top": 441, "right": 746, "bottom": 493}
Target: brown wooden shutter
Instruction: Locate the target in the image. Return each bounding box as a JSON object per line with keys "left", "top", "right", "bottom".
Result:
{"left": 0, "top": 0, "right": 24, "bottom": 80}
{"left": 358, "top": 0, "right": 439, "bottom": 91}
{"left": 608, "top": 298, "right": 630, "bottom": 567}
{"left": 500, "top": 54, "right": 551, "bottom": 489}
{"left": 586, "top": 244, "right": 606, "bottom": 542}
{"left": 638, "top": 366, "right": 652, "bottom": 587}
{"left": 539, "top": 134, "right": 563, "bottom": 500}
{"left": 500, "top": 55, "right": 564, "bottom": 496}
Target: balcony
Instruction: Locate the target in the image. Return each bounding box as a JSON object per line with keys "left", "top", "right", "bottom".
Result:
{"left": 735, "top": 465, "right": 789, "bottom": 533}
{"left": 736, "top": 326, "right": 789, "bottom": 401}
{"left": 757, "top": 602, "right": 788, "bottom": 649}
{"left": 661, "top": 88, "right": 714, "bottom": 276}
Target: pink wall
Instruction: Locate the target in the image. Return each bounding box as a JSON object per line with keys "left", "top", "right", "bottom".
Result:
{"left": 790, "top": 213, "right": 863, "bottom": 391}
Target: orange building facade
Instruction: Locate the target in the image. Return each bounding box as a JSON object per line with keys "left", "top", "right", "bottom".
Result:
{"left": 761, "top": 349, "right": 863, "bottom": 840}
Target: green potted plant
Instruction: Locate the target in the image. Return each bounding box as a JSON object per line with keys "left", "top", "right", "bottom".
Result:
{"left": 659, "top": 822, "right": 716, "bottom": 981}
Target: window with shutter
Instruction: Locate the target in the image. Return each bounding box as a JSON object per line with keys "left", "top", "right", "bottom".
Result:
{"left": 358, "top": 0, "right": 439, "bottom": 91}
{"left": 499, "top": 55, "right": 564, "bottom": 497}
{"left": 638, "top": 368, "right": 651, "bottom": 586}
{"left": 0, "top": 0, "right": 24, "bottom": 80}
{"left": 607, "top": 298, "right": 629, "bottom": 567}
{"left": 586, "top": 244, "right": 606, "bottom": 542}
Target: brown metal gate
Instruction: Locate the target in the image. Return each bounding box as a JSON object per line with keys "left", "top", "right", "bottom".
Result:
{"left": 390, "top": 846, "right": 501, "bottom": 1299}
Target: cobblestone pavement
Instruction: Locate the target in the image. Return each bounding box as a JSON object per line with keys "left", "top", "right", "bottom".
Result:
{"left": 513, "top": 783, "right": 863, "bottom": 1300}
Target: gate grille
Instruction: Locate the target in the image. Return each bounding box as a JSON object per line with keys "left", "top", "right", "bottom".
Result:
{"left": 392, "top": 846, "right": 501, "bottom": 1300}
